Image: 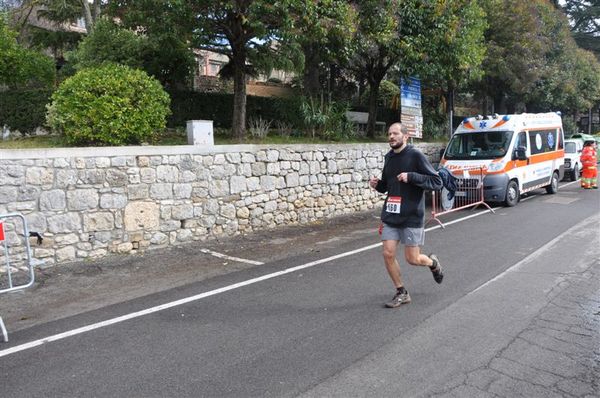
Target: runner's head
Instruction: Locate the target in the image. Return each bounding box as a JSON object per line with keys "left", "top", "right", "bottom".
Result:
{"left": 388, "top": 122, "right": 408, "bottom": 151}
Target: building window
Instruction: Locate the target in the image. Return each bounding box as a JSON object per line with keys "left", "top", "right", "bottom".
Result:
{"left": 209, "top": 62, "right": 222, "bottom": 76}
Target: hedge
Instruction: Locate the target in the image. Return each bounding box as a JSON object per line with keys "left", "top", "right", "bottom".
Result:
{"left": 0, "top": 89, "right": 53, "bottom": 134}
{"left": 1, "top": 88, "right": 400, "bottom": 136}
{"left": 167, "top": 91, "right": 304, "bottom": 129}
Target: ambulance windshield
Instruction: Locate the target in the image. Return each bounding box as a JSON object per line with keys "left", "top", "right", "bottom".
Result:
{"left": 445, "top": 130, "right": 513, "bottom": 160}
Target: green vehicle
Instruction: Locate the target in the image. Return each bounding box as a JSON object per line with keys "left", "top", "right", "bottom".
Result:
{"left": 567, "top": 132, "right": 594, "bottom": 141}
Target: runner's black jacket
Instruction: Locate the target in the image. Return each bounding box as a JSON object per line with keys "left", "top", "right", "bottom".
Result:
{"left": 375, "top": 145, "right": 442, "bottom": 228}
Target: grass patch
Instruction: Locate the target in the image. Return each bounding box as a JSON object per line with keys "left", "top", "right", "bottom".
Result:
{"left": 0, "top": 135, "right": 69, "bottom": 149}
{"left": 0, "top": 129, "right": 391, "bottom": 149}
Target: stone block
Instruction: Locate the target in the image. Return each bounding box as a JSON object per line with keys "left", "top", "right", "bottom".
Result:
{"left": 0, "top": 186, "right": 18, "bottom": 203}
{"left": 106, "top": 169, "right": 128, "bottom": 186}
{"left": 230, "top": 176, "right": 247, "bottom": 194}
{"left": 150, "top": 183, "right": 173, "bottom": 200}
{"left": 157, "top": 165, "right": 179, "bottom": 182}
{"left": 171, "top": 204, "right": 194, "bottom": 220}
{"left": 18, "top": 186, "right": 40, "bottom": 201}
{"left": 26, "top": 167, "right": 54, "bottom": 185}
{"left": 47, "top": 213, "right": 81, "bottom": 233}
{"left": 174, "top": 184, "right": 193, "bottom": 199}
{"left": 100, "top": 193, "right": 128, "bottom": 209}
{"left": 124, "top": 201, "right": 159, "bottom": 231}
{"left": 67, "top": 189, "right": 99, "bottom": 211}
{"left": 84, "top": 212, "right": 115, "bottom": 232}
{"left": 209, "top": 180, "right": 229, "bottom": 197}
{"left": 128, "top": 184, "right": 149, "bottom": 200}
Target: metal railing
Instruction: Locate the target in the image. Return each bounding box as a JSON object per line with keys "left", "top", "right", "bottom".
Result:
{"left": 427, "top": 167, "right": 495, "bottom": 228}
{"left": 0, "top": 213, "right": 36, "bottom": 342}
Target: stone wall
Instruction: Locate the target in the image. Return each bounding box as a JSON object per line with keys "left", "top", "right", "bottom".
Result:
{"left": 0, "top": 143, "right": 443, "bottom": 266}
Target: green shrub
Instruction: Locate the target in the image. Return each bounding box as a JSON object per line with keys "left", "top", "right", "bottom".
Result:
{"left": 47, "top": 64, "right": 171, "bottom": 146}
{"left": 0, "top": 89, "right": 53, "bottom": 134}
{"left": 67, "top": 18, "right": 147, "bottom": 71}
{"left": 0, "top": 18, "right": 55, "bottom": 89}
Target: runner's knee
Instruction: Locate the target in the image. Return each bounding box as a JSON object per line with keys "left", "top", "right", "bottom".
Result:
{"left": 404, "top": 251, "right": 420, "bottom": 265}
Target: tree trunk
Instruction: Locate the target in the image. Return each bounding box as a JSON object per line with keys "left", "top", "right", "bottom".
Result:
{"left": 446, "top": 83, "right": 455, "bottom": 138}
{"left": 493, "top": 93, "right": 507, "bottom": 115}
{"left": 81, "top": 0, "right": 94, "bottom": 32}
{"left": 303, "top": 45, "right": 321, "bottom": 99}
{"left": 367, "top": 82, "right": 380, "bottom": 139}
{"left": 93, "top": 0, "right": 102, "bottom": 22}
{"left": 232, "top": 64, "right": 247, "bottom": 141}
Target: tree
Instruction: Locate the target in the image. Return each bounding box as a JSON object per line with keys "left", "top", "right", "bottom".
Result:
{"left": 189, "top": 0, "right": 301, "bottom": 140}
{"left": 12, "top": 0, "right": 101, "bottom": 34}
{"left": 348, "top": 0, "right": 467, "bottom": 138}
{"left": 557, "top": 0, "right": 600, "bottom": 59}
{"left": 0, "top": 15, "right": 55, "bottom": 89}
{"left": 67, "top": 17, "right": 147, "bottom": 71}
{"left": 418, "top": 0, "right": 487, "bottom": 136}
{"left": 524, "top": 1, "right": 583, "bottom": 112}
{"left": 476, "top": 0, "right": 600, "bottom": 115}
{"left": 475, "top": 0, "right": 551, "bottom": 113}
{"left": 107, "top": 0, "right": 196, "bottom": 88}
{"left": 288, "top": 0, "right": 356, "bottom": 99}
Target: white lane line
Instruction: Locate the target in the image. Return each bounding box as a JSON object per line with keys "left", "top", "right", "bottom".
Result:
{"left": 200, "top": 249, "right": 264, "bottom": 265}
{"left": 0, "top": 242, "right": 381, "bottom": 358}
{"left": 0, "top": 206, "right": 500, "bottom": 358}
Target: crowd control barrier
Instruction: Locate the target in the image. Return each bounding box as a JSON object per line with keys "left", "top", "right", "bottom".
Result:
{"left": 0, "top": 213, "right": 36, "bottom": 342}
{"left": 427, "top": 167, "right": 494, "bottom": 229}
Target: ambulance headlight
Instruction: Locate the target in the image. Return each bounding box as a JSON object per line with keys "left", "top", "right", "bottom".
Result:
{"left": 487, "top": 162, "right": 505, "bottom": 172}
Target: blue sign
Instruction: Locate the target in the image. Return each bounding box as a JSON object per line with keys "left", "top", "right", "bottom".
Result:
{"left": 400, "top": 77, "right": 422, "bottom": 109}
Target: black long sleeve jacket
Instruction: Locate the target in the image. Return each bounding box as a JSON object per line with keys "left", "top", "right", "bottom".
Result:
{"left": 375, "top": 145, "right": 442, "bottom": 228}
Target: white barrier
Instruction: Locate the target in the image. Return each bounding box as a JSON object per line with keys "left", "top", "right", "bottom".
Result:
{"left": 0, "top": 213, "right": 36, "bottom": 342}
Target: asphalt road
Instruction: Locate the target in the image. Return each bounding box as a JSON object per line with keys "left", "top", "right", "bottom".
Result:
{"left": 0, "top": 181, "right": 598, "bottom": 397}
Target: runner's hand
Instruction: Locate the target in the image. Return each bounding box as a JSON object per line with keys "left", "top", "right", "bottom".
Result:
{"left": 369, "top": 176, "right": 379, "bottom": 189}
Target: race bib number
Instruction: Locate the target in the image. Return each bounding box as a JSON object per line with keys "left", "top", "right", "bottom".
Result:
{"left": 385, "top": 196, "right": 402, "bottom": 214}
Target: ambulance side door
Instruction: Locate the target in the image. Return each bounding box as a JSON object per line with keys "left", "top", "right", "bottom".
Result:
{"left": 513, "top": 131, "right": 530, "bottom": 189}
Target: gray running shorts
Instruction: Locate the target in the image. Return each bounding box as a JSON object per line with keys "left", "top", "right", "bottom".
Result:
{"left": 381, "top": 223, "right": 424, "bottom": 246}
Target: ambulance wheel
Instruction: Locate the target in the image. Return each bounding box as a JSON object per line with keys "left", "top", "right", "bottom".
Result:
{"left": 504, "top": 180, "right": 519, "bottom": 207}
{"left": 570, "top": 164, "right": 579, "bottom": 181}
{"left": 546, "top": 171, "right": 559, "bottom": 194}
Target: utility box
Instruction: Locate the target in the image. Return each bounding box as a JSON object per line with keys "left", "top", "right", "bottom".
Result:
{"left": 186, "top": 120, "right": 214, "bottom": 146}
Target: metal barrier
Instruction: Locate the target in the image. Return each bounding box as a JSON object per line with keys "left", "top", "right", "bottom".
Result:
{"left": 427, "top": 167, "right": 495, "bottom": 228}
{"left": 0, "top": 213, "right": 36, "bottom": 342}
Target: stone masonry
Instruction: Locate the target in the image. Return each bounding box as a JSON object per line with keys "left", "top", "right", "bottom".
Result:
{"left": 0, "top": 143, "right": 443, "bottom": 267}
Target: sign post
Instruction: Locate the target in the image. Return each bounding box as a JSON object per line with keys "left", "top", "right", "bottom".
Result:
{"left": 400, "top": 77, "right": 423, "bottom": 139}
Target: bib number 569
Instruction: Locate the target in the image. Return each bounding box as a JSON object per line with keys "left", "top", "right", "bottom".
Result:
{"left": 386, "top": 196, "right": 401, "bottom": 214}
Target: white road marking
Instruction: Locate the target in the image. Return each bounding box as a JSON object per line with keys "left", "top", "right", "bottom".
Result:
{"left": 1, "top": 184, "right": 578, "bottom": 358}
{"left": 0, "top": 242, "right": 381, "bottom": 358}
{"left": 200, "top": 249, "right": 264, "bottom": 265}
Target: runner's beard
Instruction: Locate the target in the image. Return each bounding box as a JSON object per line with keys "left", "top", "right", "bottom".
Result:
{"left": 389, "top": 140, "right": 402, "bottom": 149}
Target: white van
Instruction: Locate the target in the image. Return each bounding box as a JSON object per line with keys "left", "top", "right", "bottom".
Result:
{"left": 440, "top": 113, "right": 565, "bottom": 206}
{"left": 563, "top": 138, "right": 584, "bottom": 181}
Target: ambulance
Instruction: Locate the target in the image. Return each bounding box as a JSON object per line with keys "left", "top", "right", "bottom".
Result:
{"left": 440, "top": 112, "right": 565, "bottom": 206}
